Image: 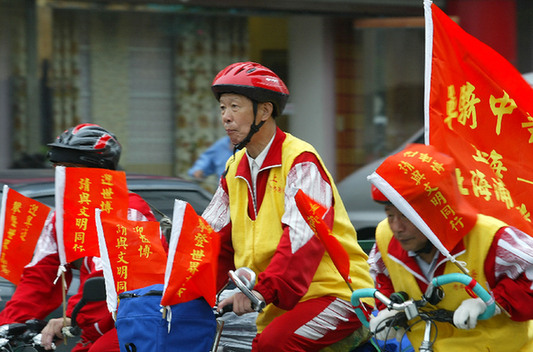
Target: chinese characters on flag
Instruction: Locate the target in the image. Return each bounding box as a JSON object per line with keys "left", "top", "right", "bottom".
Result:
{"left": 424, "top": 1, "right": 533, "bottom": 236}
{"left": 369, "top": 144, "right": 478, "bottom": 257}
{"left": 96, "top": 210, "right": 167, "bottom": 313}
{"left": 161, "top": 200, "right": 220, "bottom": 307}
{"left": 294, "top": 189, "right": 351, "bottom": 284}
{"left": 0, "top": 185, "right": 51, "bottom": 284}
{"left": 55, "top": 166, "right": 129, "bottom": 265}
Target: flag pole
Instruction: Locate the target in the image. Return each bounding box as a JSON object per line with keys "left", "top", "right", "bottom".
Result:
{"left": 61, "top": 271, "right": 68, "bottom": 345}
{"left": 342, "top": 277, "right": 353, "bottom": 293}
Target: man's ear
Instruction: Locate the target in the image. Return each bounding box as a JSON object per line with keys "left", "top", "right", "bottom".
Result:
{"left": 258, "top": 102, "right": 274, "bottom": 121}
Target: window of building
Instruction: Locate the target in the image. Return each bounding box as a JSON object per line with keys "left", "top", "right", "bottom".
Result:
{"left": 355, "top": 17, "right": 425, "bottom": 162}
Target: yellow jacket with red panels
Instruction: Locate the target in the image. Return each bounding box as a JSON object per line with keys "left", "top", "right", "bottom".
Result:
{"left": 209, "top": 128, "right": 373, "bottom": 332}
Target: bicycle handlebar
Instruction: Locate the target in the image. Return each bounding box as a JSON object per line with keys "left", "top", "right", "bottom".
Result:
{"left": 228, "top": 270, "right": 265, "bottom": 313}
{"left": 429, "top": 273, "right": 495, "bottom": 320}
{"left": 350, "top": 273, "right": 496, "bottom": 328}
{"left": 0, "top": 320, "right": 52, "bottom": 351}
{"left": 214, "top": 268, "right": 266, "bottom": 319}
{"left": 351, "top": 288, "right": 377, "bottom": 328}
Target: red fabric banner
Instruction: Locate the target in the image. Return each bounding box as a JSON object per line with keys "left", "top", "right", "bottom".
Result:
{"left": 161, "top": 200, "right": 220, "bottom": 307}
{"left": 294, "top": 189, "right": 351, "bottom": 283}
{"left": 57, "top": 167, "right": 129, "bottom": 264}
{"left": 0, "top": 187, "right": 51, "bottom": 284}
{"left": 98, "top": 213, "right": 166, "bottom": 295}
{"left": 372, "top": 144, "right": 478, "bottom": 252}
{"left": 425, "top": 2, "right": 533, "bottom": 236}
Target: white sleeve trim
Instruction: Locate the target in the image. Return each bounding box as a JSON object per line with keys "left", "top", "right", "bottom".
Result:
{"left": 283, "top": 161, "right": 332, "bottom": 253}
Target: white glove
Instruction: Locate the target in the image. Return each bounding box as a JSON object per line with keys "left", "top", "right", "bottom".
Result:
{"left": 453, "top": 298, "right": 500, "bottom": 329}
{"left": 370, "top": 309, "right": 405, "bottom": 341}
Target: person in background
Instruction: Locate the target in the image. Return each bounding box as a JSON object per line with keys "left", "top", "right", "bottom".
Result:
{"left": 188, "top": 135, "right": 233, "bottom": 180}
{"left": 202, "top": 62, "right": 374, "bottom": 351}
{"left": 368, "top": 143, "right": 533, "bottom": 351}
{"left": 0, "top": 123, "right": 162, "bottom": 352}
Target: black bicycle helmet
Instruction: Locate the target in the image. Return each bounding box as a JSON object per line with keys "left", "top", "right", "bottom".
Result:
{"left": 47, "top": 123, "right": 122, "bottom": 170}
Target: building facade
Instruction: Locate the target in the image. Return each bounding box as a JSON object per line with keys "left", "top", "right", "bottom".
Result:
{"left": 0, "top": 0, "right": 530, "bottom": 182}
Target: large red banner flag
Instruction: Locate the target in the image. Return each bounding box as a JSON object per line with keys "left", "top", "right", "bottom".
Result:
{"left": 55, "top": 166, "right": 129, "bottom": 266}
{"left": 0, "top": 185, "right": 51, "bottom": 284}
{"left": 95, "top": 209, "right": 167, "bottom": 313}
{"left": 161, "top": 200, "right": 220, "bottom": 308}
{"left": 424, "top": 0, "right": 533, "bottom": 236}
{"left": 294, "top": 189, "right": 351, "bottom": 284}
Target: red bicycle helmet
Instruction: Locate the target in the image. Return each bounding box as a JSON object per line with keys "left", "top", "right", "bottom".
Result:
{"left": 47, "top": 123, "right": 122, "bottom": 170}
{"left": 212, "top": 62, "right": 289, "bottom": 117}
{"left": 371, "top": 184, "right": 390, "bottom": 204}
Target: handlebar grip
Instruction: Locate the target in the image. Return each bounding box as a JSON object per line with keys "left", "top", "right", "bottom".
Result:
{"left": 350, "top": 288, "right": 377, "bottom": 328}
{"left": 431, "top": 273, "right": 496, "bottom": 320}
{"left": 214, "top": 304, "right": 234, "bottom": 318}
{"left": 228, "top": 270, "right": 265, "bottom": 312}
{"left": 436, "top": 309, "right": 455, "bottom": 324}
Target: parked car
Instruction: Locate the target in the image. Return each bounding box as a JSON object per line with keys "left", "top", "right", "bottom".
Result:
{"left": 0, "top": 168, "right": 213, "bottom": 313}
{"left": 0, "top": 169, "right": 212, "bottom": 221}
{"left": 337, "top": 128, "right": 424, "bottom": 249}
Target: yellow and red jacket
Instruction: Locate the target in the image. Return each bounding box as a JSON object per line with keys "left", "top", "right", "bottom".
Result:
{"left": 206, "top": 128, "right": 373, "bottom": 331}
{"left": 374, "top": 215, "right": 532, "bottom": 351}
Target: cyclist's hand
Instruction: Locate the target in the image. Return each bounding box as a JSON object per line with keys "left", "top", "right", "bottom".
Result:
{"left": 370, "top": 309, "right": 403, "bottom": 340}
{"left": 218, "top": 290, "right": 264, "bottom": 316}
{"left": 192, "top": 170, "right": 205, "bottom": 180}
{"left": 40, "top": 317, "right": 71, "bottom": 350}
{"left": 453, "top": 298, "right": 500, "bottom": 329}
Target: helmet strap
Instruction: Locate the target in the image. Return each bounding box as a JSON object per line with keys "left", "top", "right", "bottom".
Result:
{"left": 234, "top": 101, "right": 265, "bottom": 151}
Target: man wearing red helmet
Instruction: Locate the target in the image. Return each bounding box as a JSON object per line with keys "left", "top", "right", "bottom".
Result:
{"left": 0, "top": 124, "right": 162, "bottom": 352}
{"left": 204, "top": 62, "right": 374, "bottom": 351}
{"left": 367, "top": 144, "right": 533, "bottom": 351}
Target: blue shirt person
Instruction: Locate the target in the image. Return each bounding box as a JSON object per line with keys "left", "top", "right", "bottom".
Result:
{"left": 188, "top": 136, "right": 233, "bottom": 180}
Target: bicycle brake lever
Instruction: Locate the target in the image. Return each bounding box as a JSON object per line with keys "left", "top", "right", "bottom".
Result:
{"left": 214, "top": 303, "right": 234, "bottom": 318}
{"left": 390, "top": 311, "right": 409, "bottom": 328}
{"left": 228, "top": 270, "right": 265, "bottom": 312}
{"left": 422, "top": 309, "right": 455, "bottom": 324}
{"left": 62, "top": 325, "right": 81, "bottom": 338}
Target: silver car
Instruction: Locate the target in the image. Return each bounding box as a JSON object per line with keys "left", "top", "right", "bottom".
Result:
{"left": 337, "top": 128, "right": 424, "bottom": 250}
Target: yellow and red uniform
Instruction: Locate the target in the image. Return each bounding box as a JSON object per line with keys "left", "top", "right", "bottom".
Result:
{"left": 368, "top": 144, "right": 533, "bottom": 352}
{"left": 204, "top": 128, "right": 373, "bottom": 351}
{"left": 372, "top": 215, "right": 533, "bottom": 351}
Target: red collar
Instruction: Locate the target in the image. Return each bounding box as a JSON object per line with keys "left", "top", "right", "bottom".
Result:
{"left": 235, "top": 127, "right": 286, "bottom": 178}
{"left": 387, "top": 237, "right": 466, "bottom": 286}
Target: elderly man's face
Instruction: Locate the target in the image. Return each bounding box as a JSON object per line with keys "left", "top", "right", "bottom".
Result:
{"left": 385, "top": 204, "right": 429, "bottom": 253}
